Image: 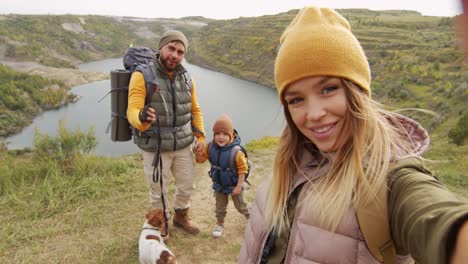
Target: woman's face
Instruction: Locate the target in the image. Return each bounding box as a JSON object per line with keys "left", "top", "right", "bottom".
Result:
{"left": 283, "top": 76, "right": 349, "bottom": 152}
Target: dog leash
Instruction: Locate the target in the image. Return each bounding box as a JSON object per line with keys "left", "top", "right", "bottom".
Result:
{"left": 151, "top": 118, "right": 169, "bottom": 237}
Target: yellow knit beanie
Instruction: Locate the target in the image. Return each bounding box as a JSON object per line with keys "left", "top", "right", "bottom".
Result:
{"left": 275, "top": 7, "right": 371, "bottom": 99}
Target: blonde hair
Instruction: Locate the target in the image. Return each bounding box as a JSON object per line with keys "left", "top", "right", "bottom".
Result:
{"left": 264, "top": 79, "right": 417, "bottom": 235}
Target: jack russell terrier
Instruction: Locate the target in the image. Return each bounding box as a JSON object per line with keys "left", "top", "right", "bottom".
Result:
{"left": 139, "top": 209, "right": 176, "bottom": 264}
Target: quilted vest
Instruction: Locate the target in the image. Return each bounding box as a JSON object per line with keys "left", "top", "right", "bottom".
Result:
{"left": 208, "top": 136, "right": 242, "bottom": 194}
{"left": 134, "top": 59, "right": 194, "bottom": 152}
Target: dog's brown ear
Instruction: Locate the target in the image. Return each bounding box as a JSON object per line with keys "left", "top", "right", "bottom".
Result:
{"left": 145, "top": 211, "right": 151, "bottom": 219}
{"left": 157, "top": 250, "right": 176, "bottom": 264}
{"left": 147, "top": 209, "right": 164, "bottom": 228}
{"left": 148, "top": 216, "right": 163, "bottom": 227}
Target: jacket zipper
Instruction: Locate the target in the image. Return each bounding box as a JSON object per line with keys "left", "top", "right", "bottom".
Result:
{"left": 282, "top": 215, "right": 296, "bottom": 263}
{"left": 255, "top": 232, "right": 269, "bottom": 264}
{"left": 171, "top": 78, "right": 176, "bottom": 151}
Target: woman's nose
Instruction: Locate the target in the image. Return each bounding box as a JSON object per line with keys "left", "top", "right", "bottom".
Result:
{"left": 306, "top": 99, "right": 327, "bottom": 121}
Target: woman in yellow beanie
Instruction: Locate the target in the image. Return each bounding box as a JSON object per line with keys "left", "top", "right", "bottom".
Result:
{"left": 238, "top": 6, "right": 468, "bottom": 264}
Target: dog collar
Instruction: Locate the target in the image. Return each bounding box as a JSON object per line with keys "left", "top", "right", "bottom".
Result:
{"left": 143, "top": 226, "right": 160, "bottom": 231}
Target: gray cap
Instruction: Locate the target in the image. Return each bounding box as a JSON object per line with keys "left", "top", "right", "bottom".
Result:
{"left": 158, "top": 30, "right": 188, "bottom": 50}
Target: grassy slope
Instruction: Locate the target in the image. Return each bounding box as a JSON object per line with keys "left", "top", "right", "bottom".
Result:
{"left": 0, "top": 148, "right": 275, "bottom": 264}
{"left": 1, "top": 148, "right": 466, "bottom": 263}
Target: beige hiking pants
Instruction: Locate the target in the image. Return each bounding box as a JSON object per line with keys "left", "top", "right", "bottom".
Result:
{"left": 143, "top": 146, "right": 196, "bottom": 218}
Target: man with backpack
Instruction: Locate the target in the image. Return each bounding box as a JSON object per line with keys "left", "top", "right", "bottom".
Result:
{"left": 127, "top": 30, "right": 205, "bottom": 236}
{"left": 194, "top": 114, "right": 250, "bottom": 238}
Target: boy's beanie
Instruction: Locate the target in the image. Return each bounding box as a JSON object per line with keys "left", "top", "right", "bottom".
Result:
{"left": 213, "top": 114, "right": 234, "bottom": 139}
{"left": 274, "top": 7, "right": 371, "bottom": 100}
{"left": 158, "top": 30, "right": 188, "bottom": 50}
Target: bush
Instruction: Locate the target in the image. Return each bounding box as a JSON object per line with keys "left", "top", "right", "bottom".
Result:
{"left": 0, "top": 120, "right": 134, "bottom": 217}
{"left": 246, "top": 136, "right": 279, "bottom": 151}
{"left": 448, "top": 111, "right": 468, "bottom": 146}
{"left": 34, "top": 119, "right": 97, "bottom": 168}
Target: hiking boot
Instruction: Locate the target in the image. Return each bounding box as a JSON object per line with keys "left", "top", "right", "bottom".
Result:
{"left": 173, "top": 208, "right": 200, "bottom": 234}
{"left": 212, "top": 224, "right": 224, "bottom": 238}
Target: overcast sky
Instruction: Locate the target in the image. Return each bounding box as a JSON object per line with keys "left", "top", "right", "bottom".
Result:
{"left": 1, "top": 0, "right": 463, "bottom": 19}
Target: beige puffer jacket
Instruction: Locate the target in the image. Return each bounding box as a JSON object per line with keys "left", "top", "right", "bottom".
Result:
{"left": 238, "top": 115, "right": 468, "bottom": 264}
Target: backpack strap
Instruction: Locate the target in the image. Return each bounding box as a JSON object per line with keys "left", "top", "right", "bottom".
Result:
{"left": 357, "top": 159, "right": 423, "bottom": 264}
{"left": 356, "top": 181, "right": 395, "bottom": 264}
{"left": 135, "top": 63, "right": 158, "bottom": 105}
{"left": 182, "top": 71, "right": 192, "bottom": 91}
{"left": 207, "top": 142, "right": 214, "bottom": 164}
{"left": 229, "top": 145, "right": 251, "bottom": 186}
{"left": 229, "top": 145, "right": 242, "bottom": 177}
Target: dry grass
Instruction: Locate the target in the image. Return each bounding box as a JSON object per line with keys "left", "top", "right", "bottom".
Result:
{"left": 0, "top": 149, "right": 276, "bottom": 264}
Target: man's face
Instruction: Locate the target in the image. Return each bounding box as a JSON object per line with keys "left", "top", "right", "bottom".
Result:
{"left": 158, "top": 41, "right": 186, "bottom": 72}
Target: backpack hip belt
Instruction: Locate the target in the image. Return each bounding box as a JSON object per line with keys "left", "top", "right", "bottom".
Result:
{"left": 136, "top": 122, "right": 192, "bottom": 137}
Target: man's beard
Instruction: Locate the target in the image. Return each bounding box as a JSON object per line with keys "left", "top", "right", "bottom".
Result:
{"left": 159, "top": 55, "right": 177, "bottom": 72}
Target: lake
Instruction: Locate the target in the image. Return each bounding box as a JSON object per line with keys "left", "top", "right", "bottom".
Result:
{"left": 6, "top": 58, "right": 285, "bottom": 157}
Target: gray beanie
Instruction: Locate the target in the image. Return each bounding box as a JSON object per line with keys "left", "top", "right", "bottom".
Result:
{"left": 158, "top": 30, "right": 188, "bottom": 50}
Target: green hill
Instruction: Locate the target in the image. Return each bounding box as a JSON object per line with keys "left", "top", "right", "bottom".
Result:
{"left": 0, "top": 14, "right": 208, "bottom": 138}
{"left": 0, "top": 9, "right": 467, "bottom": 146}
{"left": 186, "top": 9, "right": 467, "bottom": 139}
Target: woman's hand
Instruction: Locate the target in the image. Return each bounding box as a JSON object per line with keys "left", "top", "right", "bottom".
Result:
{"left": 451, "top": 220, "right": 468, "bottom": 264}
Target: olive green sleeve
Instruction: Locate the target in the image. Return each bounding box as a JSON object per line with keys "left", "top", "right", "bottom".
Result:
{"left": 388, "top": 165, "right": 468, "bottom": 264}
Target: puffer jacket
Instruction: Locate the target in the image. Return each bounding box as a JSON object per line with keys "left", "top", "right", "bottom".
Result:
{"left": 208, "top": 134, "right": 243, "bottom": 194}
{"left": 238, "top": 114, "right": 468, "bottom": 264}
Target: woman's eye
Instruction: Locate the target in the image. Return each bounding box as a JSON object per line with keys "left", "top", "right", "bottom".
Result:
{"left": 322, "top": 85, "right": 338, "bottom": 94}
{"left": 286, "top": 97, "right": 303, "bottom": 105}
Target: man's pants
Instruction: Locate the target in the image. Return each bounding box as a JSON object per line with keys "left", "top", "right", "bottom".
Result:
{"left": 143, "top": 145, "right": 196, "bottom": 218}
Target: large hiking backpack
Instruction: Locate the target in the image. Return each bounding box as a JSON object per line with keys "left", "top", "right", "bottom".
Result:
{"left": 207, "top": 142, "right": 252, "bottom": 185}
{"left": 107, "top": 46, "right": 158, "bottom": 142}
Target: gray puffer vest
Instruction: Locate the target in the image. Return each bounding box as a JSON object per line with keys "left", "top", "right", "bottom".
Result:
{"left": 134, "top": 58, "right": 194, "bottom": 152}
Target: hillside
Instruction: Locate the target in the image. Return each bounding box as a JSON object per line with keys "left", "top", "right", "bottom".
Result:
{"left": 0, "top": 9, "right": 467, "bottom": 145}
{"left": 0, "top": 14, "right": 208, "bottom": 138}
{"left": 0, "top": 14, "right": 209, "bottom": 68}
{"left": 186, "top": 9, "right": 467, "bottom": 141}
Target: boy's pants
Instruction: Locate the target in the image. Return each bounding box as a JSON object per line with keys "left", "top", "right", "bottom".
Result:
{"left": 215, "top": 190, "right": 250, "bottom": 222}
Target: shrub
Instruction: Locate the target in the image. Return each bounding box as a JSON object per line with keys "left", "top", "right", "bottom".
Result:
{"left": 34, "top": 119, "right": 97, "bottom": 168}
{"left": 448, "top": 111, "right": 468, "bottom": 146}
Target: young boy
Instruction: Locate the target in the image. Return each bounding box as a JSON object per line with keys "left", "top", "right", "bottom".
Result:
{"left": 194, "top": 114, "right": 250, "bottom": 238}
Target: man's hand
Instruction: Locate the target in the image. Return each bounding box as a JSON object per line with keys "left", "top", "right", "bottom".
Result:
{"left": 139, "top": 105, "right": 156, "bottom": 123}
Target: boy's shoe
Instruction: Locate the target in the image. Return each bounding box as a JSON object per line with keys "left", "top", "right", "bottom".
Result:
{"left": 212, "top": 224, "right": 224, "bottom": 238}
